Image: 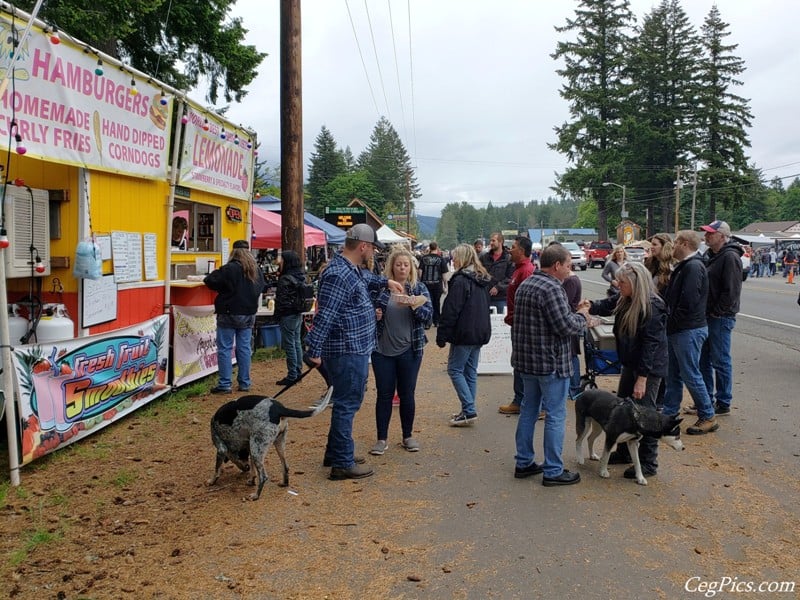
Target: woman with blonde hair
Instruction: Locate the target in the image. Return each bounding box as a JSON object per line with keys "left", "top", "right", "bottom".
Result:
{"left": 602, "top": 245, "right": 627, "bottom": 296}
{"left": 582, "top": 261, "right": 668, "bottom": 477}
{"left": 436, "top": 244, "right": 492, "bottom": 426}
{"left": 369, "top": 247, "right": 432, "bottom": 454}
{"left": 645, "top": 233, "right": 675, "bottom": 297}
{"left": 204, "top": 241, "right": 266, "bottom": 393}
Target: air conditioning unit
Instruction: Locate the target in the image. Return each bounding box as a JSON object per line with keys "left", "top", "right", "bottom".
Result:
{"left": 3, "top": 186, "right": 51, "bottom": 278}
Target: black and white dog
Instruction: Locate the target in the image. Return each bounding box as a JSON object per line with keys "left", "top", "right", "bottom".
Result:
{"left": 575, "top": 389, "right": 683, "bottom": 486}
{"left": 208, "top": 387, "right": 332, "bottom": 500}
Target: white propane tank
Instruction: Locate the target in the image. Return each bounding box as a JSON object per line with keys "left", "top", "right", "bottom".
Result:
{"left": 8, "top": 304, "right": 29, "bottom": 345}
{"left": 37, "top": 304, "right": 75, "bottom": 342}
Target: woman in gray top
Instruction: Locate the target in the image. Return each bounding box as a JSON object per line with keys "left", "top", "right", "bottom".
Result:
{"left": 602, "top": 245, "right": 627, "bottom": 296}
{"left": 369, "top": 247, "right": 432, "bottom": 455}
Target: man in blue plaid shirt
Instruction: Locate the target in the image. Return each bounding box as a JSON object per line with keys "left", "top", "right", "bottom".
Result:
{"left": 511, "top": 243, "right": 590, "bottom": 486}
{"left": 306, "top": 224, "right": 402, "bottom": 480}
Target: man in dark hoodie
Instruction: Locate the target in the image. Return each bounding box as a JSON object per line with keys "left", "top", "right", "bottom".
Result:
{"left": 699, "top": 220, "right": 742, "bottom": 417}
{"left": 662, "top": 231, "right": 718, "bottom": 435}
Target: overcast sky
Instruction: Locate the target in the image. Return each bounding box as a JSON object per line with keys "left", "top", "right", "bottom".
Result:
{"left": 223, "top": 0, "right": 800, "bottom": 217}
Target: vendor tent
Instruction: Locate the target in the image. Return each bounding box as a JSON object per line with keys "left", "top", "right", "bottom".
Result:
{"left": 732, "top": 233, "right": 774, "bottom": 247}
{"left": 376, "top": 224, "right": 409, "bottom": 245}
{"left": 251, "top": 206, "right": 326, "bottom": 249}
{"left": 252, "top": 197, "right": 345, "bottom": 245}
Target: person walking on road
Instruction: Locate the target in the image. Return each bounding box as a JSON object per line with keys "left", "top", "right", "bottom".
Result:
{"left": 512, "top": 244, "right": 590, "bottom": 486}
{"left": 480, "top": 232, "right": 515, "bottom": 314}
{"left": 419, "top": 241, "right": 448, "bottom": 327}
{"left": 437, "top": 244, "right": 492, "bottom": 427}
{"left": 305, "top": 224, "right": 403, "bottom": 481}
{"left": 274, "top": 250, "right": 307, "bottom": 386}
{"left": 699, "top": 220, "right": 743, "bottom": 417}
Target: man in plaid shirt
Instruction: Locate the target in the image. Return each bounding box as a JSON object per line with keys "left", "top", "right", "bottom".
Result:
{"left": 306, "top": 224, "right": 402, "bottom": 481}
{"left": 511, "top": 243, "right": 590, "bottom": 486}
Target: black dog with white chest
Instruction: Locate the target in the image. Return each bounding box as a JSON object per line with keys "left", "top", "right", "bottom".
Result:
{"left": 208, "top": 387, "right": 332, "bottom": 500}
{"left": 575, "top": 389, "right": 683, "bottom": 485}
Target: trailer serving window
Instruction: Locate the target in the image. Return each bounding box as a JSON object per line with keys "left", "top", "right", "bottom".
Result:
{"left": 173, "top": 200, "right": 220, "bottom": 252}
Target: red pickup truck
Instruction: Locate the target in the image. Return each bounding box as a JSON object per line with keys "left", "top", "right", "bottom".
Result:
{"left": 584, "top": 241, "right": 614, "bottom": 268}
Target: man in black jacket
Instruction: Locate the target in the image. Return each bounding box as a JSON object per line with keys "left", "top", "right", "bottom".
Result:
{"left": 419, "top": 241, "right": 448, "bottom": 327}
{"left": 700, "top": 220, "right": 742, "bottom": 416}
{"left": 662, "top": 231, "right": 718, "bottom": 435}
{"left": 480, "top": 232, "right": 515, "bottom": 314}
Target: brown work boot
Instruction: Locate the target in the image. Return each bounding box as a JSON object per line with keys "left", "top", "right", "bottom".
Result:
{"left": 498, "top": 403, "right": 520, "bottom": 415}
{"left": 329, "top": 464, "right": 374, "bottom": 480}
{"left": 686, "top": 416, "right": 719, "bottom": 435}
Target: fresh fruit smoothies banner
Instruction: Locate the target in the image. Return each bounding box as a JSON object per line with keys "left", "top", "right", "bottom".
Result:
{"left": 0, "top": 13, "right": 172, "bottom": 179}
{"left": 11, "top": 316, "right": 170, "bottom": 465}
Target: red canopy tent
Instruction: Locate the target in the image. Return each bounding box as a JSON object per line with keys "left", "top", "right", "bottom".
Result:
{"left": 250, "top": 206, "right": 327, "bottom": 248}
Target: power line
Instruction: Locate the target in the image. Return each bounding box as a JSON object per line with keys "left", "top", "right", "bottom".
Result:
{"left": 344, "top": 0, "right": 381, "bottom": 118}
{"left": 364, "top": 0, "right": 391, "bottom": 120}
{"left": 406, "top": 0, "right": 418, "bottom": 167}
{"left": 387, "top": 0, "right": 408, "bottom": 149}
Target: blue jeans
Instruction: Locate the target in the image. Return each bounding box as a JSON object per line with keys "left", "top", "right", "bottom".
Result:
{"left": 280, "top": 314, "right": 303, "bottom": 381}
{"left": 490, "top": 299, "right": 507, "bottom": 314}
{"left": 700, "top": 316, "right": 735, "bottom": 408}
{"left": 447, "top": 345, "right": 481, "bottom": 415}
{"left": 371, "top": 348, "right": 422, "bottom": 440}
{"left": 570, "top": 354, "right": 581, "bottom": 399}
{"left": 216, "top": 314, "right": 255, "bottom": 389}
{"left": 512, "top": 368, "right": 523, "bottom": 405}
{"left": 663, "top": 327, "right": 715, "bottom": 420}
{"left": 515, "top": 372, "right": 570, "bottom": 478}
{"left": 324, "top": 354, "right": 370, "bottom": 469}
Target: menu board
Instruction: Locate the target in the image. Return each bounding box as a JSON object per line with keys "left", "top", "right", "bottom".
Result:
{"left": 82, "top": 274, "right": 118, "bottom": 327}
{"left": 143, "top": 233, "right": 158, "bottom": 280}
{"left": 110, "top": 231, "right": 144, "bottom": 283}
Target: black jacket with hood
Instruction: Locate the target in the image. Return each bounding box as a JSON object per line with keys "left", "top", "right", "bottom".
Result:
{"left": 204, "top": 259, "right": 265, "bottom": 316}
{"left": 663, "top": 253, "right": 707, "bottom": 335}
{"left": 436, "top": 269, "right": 492, "bottom": 347}
{"left": 275, "top": 251, "right": 307, "bottom": 318}
{"left": 704, "top": 241, "right": 743, "bottom": 317}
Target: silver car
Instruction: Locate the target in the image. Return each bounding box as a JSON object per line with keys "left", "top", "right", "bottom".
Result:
{"left": 624, "top": 246, "right": 646, "bottom": 263}
{"left": 562, "top": 242, "right": 587, "bottom": 270}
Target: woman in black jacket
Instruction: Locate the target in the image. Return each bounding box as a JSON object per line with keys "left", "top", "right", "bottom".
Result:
{"left": 204, "top": 241, "right": 266, "bottom": 394}
{"left": 436, "top": 244, "right": 492, "bottom": 426}
{"left": 274, "top": 250, "right": 307, "bottom": 386}
{"left": 584, "top": 261, "right": 668, "bottom": 477}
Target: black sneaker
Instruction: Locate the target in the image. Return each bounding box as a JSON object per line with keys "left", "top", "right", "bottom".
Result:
{"left": 514, "top": 462, "right": 543, "bottom": 479}
{"left": 714, "top": 403, "right": 731, "bottom": 416}
{"left": 624, "top": 465, "right": 657, "bottom": 479}
{"left": 209, "top": 386, "right": 232, "bottom": 394}
{"left": 449, "top": 411, "right": 478, "bottom": 427}
{"left": 542, "top": 470, "right": 581, "bottom": 487}
{"left": 276, "top": 377, "right": 298, "bottom": 386}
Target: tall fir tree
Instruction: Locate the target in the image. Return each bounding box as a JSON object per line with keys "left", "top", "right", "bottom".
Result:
{"left": 626, "top": 0, "right": 703, "bottom": 233}
{"left": 551, "top": 0, "right": 636, "bottom": 240}
{"left": 357, "top": 117, "right": 419, "bottom": 219}
{"left": 695, "top": 5, "right": 754, "bottom": 220}
{"left": 306, "top": 126, "right": 347, "bottom": 216}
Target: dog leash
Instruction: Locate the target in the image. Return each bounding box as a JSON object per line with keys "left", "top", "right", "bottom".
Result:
{"left": 272, "top": 353, "right": 324, "bottom": 398}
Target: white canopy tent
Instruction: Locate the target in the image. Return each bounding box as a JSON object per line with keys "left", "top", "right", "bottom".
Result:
{"left": 376, "top": 224, "right": 410, "bottom": 245}
{"left": 732, "top": 233, "right": 774, "bottom": 247}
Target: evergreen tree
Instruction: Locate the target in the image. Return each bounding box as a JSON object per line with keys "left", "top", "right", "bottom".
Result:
{"left": 341, "top": 146, "right": 357, "bottom": 171}
{"left": 306, "top": 126, "right": 347, "bottom": 216}
{"left": 626, "top": 0, "right": 703, "bottom": 233}
{"left": 695, "top": 5, "right": 754, "bottom": 220}
{"left": 318, "top": 170, "right": 380, "bottom": 213}
{"left": 551, "top": 0, "right": 636, "bottom": 240}
{"left": 358, "top": 117, "right": 419, "bottom": 219}
{"left": 21, "top": 0, "right": 264, "bottom": 104}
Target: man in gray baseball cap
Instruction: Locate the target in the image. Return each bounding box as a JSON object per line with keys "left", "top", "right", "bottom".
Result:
{"left": 345, "top": 223, "right": 385, "bottom": 250}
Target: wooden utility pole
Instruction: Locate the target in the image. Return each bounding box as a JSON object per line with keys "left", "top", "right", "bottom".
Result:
{"left": 674, "top": 165, "right": 682, "bottom": 233}
{"left": 405, "top": 169, "right": 411, "bottom": 234}
{"left": 281, "top": 0, "right": 303, "bottom": 257}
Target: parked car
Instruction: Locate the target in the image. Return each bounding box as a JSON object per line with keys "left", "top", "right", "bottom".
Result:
{"left": 623, "top": 246, "right": 646, "bottom": 264}
{"left": 562, "top": 241, "right": 587, "bottom": 270}
{"left": 584, "top": 240, "right": 613, "bottom": 268}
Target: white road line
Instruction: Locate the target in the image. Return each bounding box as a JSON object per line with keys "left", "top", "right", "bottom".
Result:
{"left": 738, "top": 313, "right": 800, "bottom": 330}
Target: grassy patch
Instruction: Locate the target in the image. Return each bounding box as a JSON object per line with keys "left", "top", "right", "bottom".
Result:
{"left": 111, "top": 469, "right": 138, "bottom": 488}
{"left": 9, "top": 527, "right": 64, "bottom": 567}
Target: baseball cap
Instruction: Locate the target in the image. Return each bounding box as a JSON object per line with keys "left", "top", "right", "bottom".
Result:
{"left": 700, "top": 220, "right": 731, "bottom": 236}
{"left": 232, "top": 240, "right": 250, "bottom": 249}
{"left": 346, "top": 224, "right": 385, "bottom": 250}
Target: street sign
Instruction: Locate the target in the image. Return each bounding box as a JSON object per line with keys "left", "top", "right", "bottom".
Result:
{"left": 324, "top": 206, "right": 367, "bottom": 229}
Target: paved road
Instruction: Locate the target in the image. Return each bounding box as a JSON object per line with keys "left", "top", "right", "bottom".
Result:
{"left": 382, "top": 270, "right": 800, "bottom": 598}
